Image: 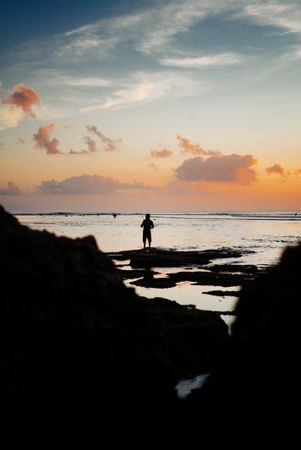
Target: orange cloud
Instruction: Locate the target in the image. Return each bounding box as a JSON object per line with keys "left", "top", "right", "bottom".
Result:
{"left": 3, "top": 83, "right": 40, "bottom": 118}
{"left": 266, "top": 164, "right": 286, "bottom": 177}
{"left": 175, "top": 154, "right": 257, "bottom": 184}
{"left": 151, "top": 148, "right": 173, "bottom": 158}
{"left": 176, "top": 135, "right": 221, "bottom": 156}
{"left": 33, "top": 124, "right": 61, "bottom": 155}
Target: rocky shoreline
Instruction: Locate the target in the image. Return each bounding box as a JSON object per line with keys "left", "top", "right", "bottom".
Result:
{"left": 108, "top": 247, "right": 260, "bottom": 297}
{"left": 0, "top": 205, "right": 228, "bottom": 445}
{"left": 1, "top": 204, "right": 300, "bottom": 447}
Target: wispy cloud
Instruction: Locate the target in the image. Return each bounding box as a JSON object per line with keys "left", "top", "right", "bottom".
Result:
{"left": 52, "top": 35, "right": 118, "bottom": 60}
{"left": 99, "top": 71, "right": 201, "bottom": 110}
{"left": 243, "top": 2, "right": 301, "bottom": 34}
{"left": 52, "top": 76, "right": 111, "bottom": 87}
{"left": 160, "top": 52, "right": 243, "bottom": 68}
{"left": 61, "top": 0, "right": 236, "bottom": 58}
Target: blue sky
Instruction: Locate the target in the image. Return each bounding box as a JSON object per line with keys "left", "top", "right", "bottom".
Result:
{"left": 1, "top": 0, "right": 301, "bottom": 211}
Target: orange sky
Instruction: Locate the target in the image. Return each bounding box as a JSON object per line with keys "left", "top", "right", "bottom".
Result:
{"left": 1, "top": 1, "right": 301, "bottom": 212}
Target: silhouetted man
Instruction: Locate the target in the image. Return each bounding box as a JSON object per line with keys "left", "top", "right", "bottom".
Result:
{"left": 141, "top": 214, "right": 154, "bottom": 250}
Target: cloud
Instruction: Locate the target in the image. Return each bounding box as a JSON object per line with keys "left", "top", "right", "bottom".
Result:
{"left": 64, "top": 1, "right": 228, "bottom": 56}
{"left": 151, "top": 148, "right": 173, "bottom": 158}
{"left": 243, "top": 2, "right": 301, "bottom": 35}
{"left": 32, "top": 123, "right": 120, "bottom": 155}
{"left": 2, "top": 84, "right": 40, "bottom": 118}
{"left": 69, "top": 149, "right": 89, "bottom": 155}
{"left": 176, "top": 135, "right": 221, "bottom": 156}
{"left": 86, "top": 125, "right": 121, "bottom": 151}
{"left": 52, "top": 35, "right": 118, "bottom": 60}
{"left": 36, "top": 174, "right": 157, "bottom": 195}
{"left": 0, "top": 105, "right": 25, "bottom": 130}
{"left": 148, "top": 163, "right": 158, "bottom": 170}
{"left": 175, "top": 154, "right": 257, "bottom": 184}
{"left": 33, "top": 124, "right": 61, "bottom": 155}
{"left": 83, "top": 135, "right": 97, "bottom": 153}
{"left": 0, "top": 182, "right": 23, "bottom": 196}
{"left": 266, "top": 163, "right": 287, "bottom": 177}
{"left": 53, "top": 75, "right": 111, "bottom": 87}
{"left": 100, "top": 71, "right": 200, "bottom": 110}
{"left": 17, "top": 138, "right": 26, "bottom": 144}
{"left": 160, "top": 52, "right": 243, "bottom": 68}
{"left": 0, "top": 83, "right": 40, "bottom": 130}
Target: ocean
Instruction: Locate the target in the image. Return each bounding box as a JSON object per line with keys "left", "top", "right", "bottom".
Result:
{"left": 16, "top": 211, "right": 301, "bottom": 322}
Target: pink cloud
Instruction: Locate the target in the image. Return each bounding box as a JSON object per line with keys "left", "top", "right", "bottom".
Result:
{"left": 84, "top": 135, "right": 97, "bottom": 153}
{"left": 266, "top": 164, "right": 286, "bottom": 177}
{"left": 33, "top": 124, "right": 61, "bottom": 155}
{"left": 150, "top": 148, "right": 173, "bottom": 158}
{"left": 175, "top": 154, "right": 257, "bottom": 184}
{"left": 36, "top": 174, "right": 157, "bottom": 195}
{"left": 3, "top": 84, "right": 40, "bottom": 118}
{"left": 86, "top": 125, "right": 121, "bottom": 151}
{"left": 176, "top": 135, "right": 221, "bottom": 156}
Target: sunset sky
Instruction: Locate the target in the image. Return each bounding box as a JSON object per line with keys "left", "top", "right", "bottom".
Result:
{"left": 1, "top": 0, "right": 301, "bottom": 212}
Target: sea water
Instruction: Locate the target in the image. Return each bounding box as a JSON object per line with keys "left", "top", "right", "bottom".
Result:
{"left": 16, "top": 211, "right": 301, "bottom": 397}
{"left": 16, "top": 211, "right": 301, "bottom": 316}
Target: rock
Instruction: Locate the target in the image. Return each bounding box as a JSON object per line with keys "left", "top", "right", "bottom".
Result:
{"left": 171, "top": 240, "right": 301, "bottom": 448}
{"left": 204, "top": 289, "right": 241, "bottom": 297}
{"left": 108, "top": 247, "right": 246, "bottom": 269}
{"left": 0, "top": 205, "right": 228, "bottom": 446}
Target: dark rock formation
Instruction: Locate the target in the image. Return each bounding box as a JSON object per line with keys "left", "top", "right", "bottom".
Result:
{"left": 172, "top": 239, "right": 301, "bottom": 448}
{"left": 109, "top": 247, "right": 246, "bottom": 268}
{"left": 112, "top": 249, "right": 258, "bottom": 290}
{"left": 0, "top": 205, "right": 228, "bottom": 446}
{"left": 3, "top": 202, "right": 298, "bottom": 447}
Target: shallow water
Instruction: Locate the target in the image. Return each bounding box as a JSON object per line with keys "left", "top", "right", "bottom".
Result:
{"left": 17, "top": 211, "right": 301, "bottom": 316}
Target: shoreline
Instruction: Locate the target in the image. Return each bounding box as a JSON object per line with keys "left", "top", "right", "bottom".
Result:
{"left": 107, "top": 247, "right": 262, "bottom": 315}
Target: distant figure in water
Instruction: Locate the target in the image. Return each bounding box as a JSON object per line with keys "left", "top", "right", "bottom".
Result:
{"left": 112, "top": 213, "right": 117, "bottom": 218}
{"left": 141, "top": 213, "right": 154, "bottom": 250}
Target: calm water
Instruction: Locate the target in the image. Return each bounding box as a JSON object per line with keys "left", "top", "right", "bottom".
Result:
{"left": 16, "top": 211, "right": 301, "bottom": 318}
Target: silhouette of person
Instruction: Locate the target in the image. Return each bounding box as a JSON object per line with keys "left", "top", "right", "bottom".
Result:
{"left": 141, "top": 213, "right": 154, "bottom": 250}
